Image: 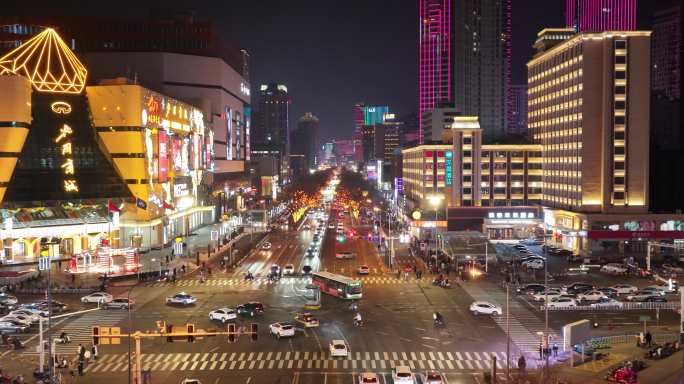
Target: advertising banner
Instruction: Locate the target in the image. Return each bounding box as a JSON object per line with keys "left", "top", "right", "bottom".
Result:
{"left": 158, "top": 130, "right": 168, "bottom": 182}
{"left": 172, "top": 138, "right": 182, "bottom": 171}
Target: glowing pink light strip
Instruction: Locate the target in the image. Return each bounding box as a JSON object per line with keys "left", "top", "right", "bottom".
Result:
{"left": 566, "top": 0, "right": 636, "bottom": 32}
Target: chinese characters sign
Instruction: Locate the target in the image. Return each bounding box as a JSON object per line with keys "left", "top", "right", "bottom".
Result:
{"left": 50, "top": 98, "right": 79, "bottom": 195}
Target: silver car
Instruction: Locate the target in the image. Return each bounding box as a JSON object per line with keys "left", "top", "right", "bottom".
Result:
{"left": 0, "top": 320, "right": 29, "bottom": 333}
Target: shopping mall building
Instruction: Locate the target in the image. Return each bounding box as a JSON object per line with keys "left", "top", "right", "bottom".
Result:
{"left": 0, "top": 29, "right": 214, "bottom": 265}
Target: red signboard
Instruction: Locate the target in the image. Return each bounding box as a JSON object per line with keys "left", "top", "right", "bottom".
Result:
{"left": 587, "top": 230, "right": 684, "bottom": 240}
{"left": 158, "top": 130, "right": 168, "bottom": 182}
{"left": 172, "top": 138, "right": 182, "bottom": 171}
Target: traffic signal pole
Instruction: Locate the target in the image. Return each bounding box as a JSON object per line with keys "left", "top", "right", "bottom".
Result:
{"left": 92, "top": 324, "right": 258, "bottom": 383}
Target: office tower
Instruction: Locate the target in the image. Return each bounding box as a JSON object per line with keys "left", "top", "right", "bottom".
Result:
{"left": 256, "top": 84, "right": 290, "bottom": 152}
{"left": 565, "top": 0, "right": 637, "bottom": 32}
{"left": 651, "top": 4, "right": 681, "bottom": 100}
{"left": 291, "top": 113, "right": 320, "bottom": 171}
{"left": 418, "top": 0, "right": 453, "bottom": 144}
{"left": 528, "top": 29, "right": 651, "bottom": 212}
{"left": 453, "top": 0, "right": 511, "bottom": 141}
{"left": 508, "top": 85, "right": 528, "bottom": 136}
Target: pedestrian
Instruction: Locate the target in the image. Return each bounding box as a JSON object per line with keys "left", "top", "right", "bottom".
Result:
{"left": 84, "top": 348, "right": 91, "bottom": 362}
{"left": 552, "top": 343, "right": 558, "bottom": 357}
{"left": 165, "top": 255, "right": 169, "bottom": 264}
{"left": 77, "top": 360, "right": 84, "bottom": 376}
{"left": 181, "top": 264, "right": 186, "bottom": 274}
{"left": 645, "top": 331, "right": 652, "bottom": 347}
{"left": 518, "top": 355, "right": 526, "bottom": 374}
{"left": 91, "top": 344, "right": 98, "bottom": 361}
{"left": 71, "top": 274, "right": 75, "bottom": 284}
{"left": 77, "top": 344, "right": 85, "bottom": 360}
{"left": 538, "top": 343, "right": 543, "bottom": 359}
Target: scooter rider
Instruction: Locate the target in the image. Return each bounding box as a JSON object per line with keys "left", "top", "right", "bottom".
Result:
{"left": 433, "top": 311, "right": 444, "bottom": 325}
{"left": 353, "top": 312, "right": 363, "bottom": 326}
{"left": 349, "top": 301, "right": 358, "bottom": 311}
{"left": 59, "top": 332, "right": 70, "bottom": 344}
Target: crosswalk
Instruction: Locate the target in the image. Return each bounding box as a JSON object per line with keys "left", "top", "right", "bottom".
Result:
{"left": 148, "top": 276, "right": 426, "bottom": 288}
{"left": 83, "top": 350, "right": 510, "bottom": 373}
{"left": 459, "top": 282, "right": 561, "bottom": 357}
{"left": 52, "top": 310, "right": 128, "bottom": 354}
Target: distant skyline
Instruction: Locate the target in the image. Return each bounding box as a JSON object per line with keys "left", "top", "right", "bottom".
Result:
{"left": 4, "top": 0, "right": 658, "bottom": 142}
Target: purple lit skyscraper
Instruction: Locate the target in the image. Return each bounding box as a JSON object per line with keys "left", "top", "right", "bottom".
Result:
{"left": 565, "top": 0, "right": 637, "bottom": 32}
{"left": 419, "top": 0, "right": 453, "bottom": 144}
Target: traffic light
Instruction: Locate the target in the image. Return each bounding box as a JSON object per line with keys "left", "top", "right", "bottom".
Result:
{"left": 92, "top": 326, "right": 99, "bottom": 345}
{"left": 187, "top": 324, "right": 195, "bottom": 343}
{"left": 250, "top": 323, "right": 258, "bottom": 342}
{"left": 227, "top": 323, "right": 236, "bottom": 343}
{"left": 166, "top": 324, "right": 173, "bottom": 342}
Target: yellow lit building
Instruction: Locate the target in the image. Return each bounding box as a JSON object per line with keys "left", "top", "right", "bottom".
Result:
{"left": 0, "top": 29, "right": 213, "bottom": 263}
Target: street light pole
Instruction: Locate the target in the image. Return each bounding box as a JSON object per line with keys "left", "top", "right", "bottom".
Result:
{"left": 506, "top": 283, "right": 510, "bottom": 380}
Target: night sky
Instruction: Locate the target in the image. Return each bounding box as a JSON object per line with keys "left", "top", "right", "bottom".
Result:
{"left": 6, "top": 0, "right": 658, "bottom": 142}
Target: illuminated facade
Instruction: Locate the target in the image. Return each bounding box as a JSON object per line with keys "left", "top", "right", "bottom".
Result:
{"left": 0, "top": 29, "right": 213, "bottom": 263}
{"left": 401, "top": 144, "right": 452, "bottom": 219}
{"left": 418, "top": 0, "right": 453, "bottom": 144}
{"left": 528, "top": 30, "right": 651, "bottom": 213}
{"left": 565, "top": 0, "right": 637, "bottom": 32}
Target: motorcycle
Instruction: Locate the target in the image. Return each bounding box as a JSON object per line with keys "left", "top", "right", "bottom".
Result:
{"left": 244, "top": 273, "right": 255, "bottom": 281}
{"left": 434, "top": 318, "right": 444, "bottom": 327}
{"left": 55, "top": 335, "right": 71, "bottom": 344}
{"left": 353, "top": 319, "right": 364, "bottom": 327}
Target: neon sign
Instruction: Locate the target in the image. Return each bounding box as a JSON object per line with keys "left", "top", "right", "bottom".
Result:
{"left": 51, "top": 101, "right": 72, "bottom": 114}
{"left": 445, "top": 151, "right": 453, "bottom": 186}
{"left": 55, "top": 124, "right": 78, "bottom": 192}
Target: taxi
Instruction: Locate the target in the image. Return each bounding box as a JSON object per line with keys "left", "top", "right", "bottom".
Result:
{"left": 294, "top": 312, "right": 320, "bottom": 328}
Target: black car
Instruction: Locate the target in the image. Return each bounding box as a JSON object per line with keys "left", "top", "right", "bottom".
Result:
{"left": 565, "top": 283, "right": 594, "bottom": 294}
{"left": 236, "top": 302, "right": 265, "bottom": 317}
{"left": 517, "top": 284, "right": 546, "bottom": 294}
{"left": 641, "top": 296, "right": 667, "bottom": 303}
{"left": 597, "top": 287, "right": 618, "bottom": 297}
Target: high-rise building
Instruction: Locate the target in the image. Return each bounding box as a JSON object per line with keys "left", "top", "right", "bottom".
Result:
{"left": 363, "top": 105, "right": 390, "bottom": 125}
{"left": 453, "top": 0, "right": 511, "bottom": 141}
{"left": 651, "top": 4, "right": 681, "bottom": 100}
{"left": 421, "top": 107, "right": 460, "bottom": 143}
{"left": 508, "top": 85, "right": 528, "bottom": 136}
{"left": 565, "top": 0, "right": 637, "bottom": 32}
{"left": 528, "top": 29, "right": 651, "bottom": 213}
{"left": 361, "top": 124, "right": 401, "bottom": 164}
{"left": 255, "top": 84, "right": 290, "bottom": 151}
{"left": 418, "top": 0, "right": 453, "bottom": 144}
{"left": 291, "top": 113, "right": 320, "bottom": 171}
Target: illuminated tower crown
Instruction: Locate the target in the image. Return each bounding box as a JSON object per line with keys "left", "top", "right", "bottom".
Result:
{"left": 0, "top": 28, "right": 87, "bottom": 94}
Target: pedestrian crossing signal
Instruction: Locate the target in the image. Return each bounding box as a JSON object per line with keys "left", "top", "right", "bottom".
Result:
{"left": 92, "top": 326, "right": 99, "bottom": 345}
{"left": 227, "top": 323, "right": 236, "bottom": 343}
{"left": 250, "top": 324, "right": 258, "bottom": 342}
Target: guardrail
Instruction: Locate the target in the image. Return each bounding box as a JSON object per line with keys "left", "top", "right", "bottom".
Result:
{"left": 586, "top": 332, "right": 678, "bottom": 347}
{"left": 15, "top": 287, "right": 95, "bottom": 294}
{"left": 541, "top": 302, "right": 680, "bottom": 311}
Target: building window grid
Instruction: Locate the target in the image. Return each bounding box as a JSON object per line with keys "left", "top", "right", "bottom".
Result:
{"left": 612, "top": 40, "right": 628, "bottom": 205}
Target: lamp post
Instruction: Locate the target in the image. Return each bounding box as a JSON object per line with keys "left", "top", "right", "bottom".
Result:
{"left": 427, "top": 194, "right": 444, "bottom": 254}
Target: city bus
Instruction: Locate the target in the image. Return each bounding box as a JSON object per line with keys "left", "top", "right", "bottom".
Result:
{"left": 311, "top": 272, "right": 362, "bottom": 299}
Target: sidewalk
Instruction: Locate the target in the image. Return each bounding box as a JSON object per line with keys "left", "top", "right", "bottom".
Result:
{"left": 554, "top": 342, "right": 684, "bottom": 384}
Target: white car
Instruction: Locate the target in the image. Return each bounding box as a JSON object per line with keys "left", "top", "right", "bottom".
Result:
{"left": 209, "top": 308, "right": 237, "bottom": 323}
{"left": 545, "top": 297, "right": 577, "bottom": 308}
{"left": 600, "top": 263, "right": 628, "bottom": 275}
{"left": 269, "top": 322, "right": 295, "bottom": 339}
{"left": 470, "top": 301, "right": 503, "bottom": 316}
{"left": 358, "top": 373, "right": 379, "bottom": 384}
{"left": 531, "top": 289, "right": 562, "bottom": 302}
{"left": 522, "top": 259, "right": 544, "bottom": 270}
{"left": 0, "top": 315, "right": 32, "bottom": 327}
{"left": 393, "top": 366, "right": 415, "bottom": 384}
{"left": 328, "top": 223, "right": 336, "bottom": 229}
{"left": 329, "top": 339, "right": 349, "bottom": 357}
{"left": 577, "top": 290, "right": 608, "bottom": 302}
{"left": 590, "top": 298, "right": 624, "bottom": 308}
{"left": 8, "top": 310, "right": 40, "bottom": 323}
{"left": 81, "top": 292, "right": 113, "bottom": 304}
{"left": 645, "top": 285, "right": 671, "bottom": 295}
{"left": 283, "top": 264, "right": 295, "bottom": 275}
{"left": 262, "top": 242, "right": 272, "bottom": 250}
{"left": 611, "top": 284, "right": 638, "bottom": 295}
{"left": 165, "top": 293, "right": 197, "bottom": 306}
{"left": 357, "top": 265, "right": 370, "bottom": 275}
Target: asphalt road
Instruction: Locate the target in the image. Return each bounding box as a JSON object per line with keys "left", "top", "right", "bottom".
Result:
{"left": 3, "top": 205, "right": 682, "bottom": 384}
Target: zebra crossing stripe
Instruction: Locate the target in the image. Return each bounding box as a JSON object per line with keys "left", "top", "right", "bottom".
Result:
{"left": 219, "top": 361, "right": 227, "bottom": 370}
